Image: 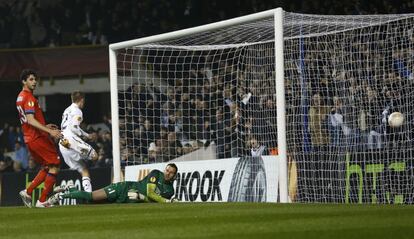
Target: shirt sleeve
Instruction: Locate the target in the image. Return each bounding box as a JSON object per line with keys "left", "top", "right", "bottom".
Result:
{"left": 23, "top": 95, "right": 36, "bottom": 115}
{"left": 146, "top": 170, "right": 160, "bottom": 184}
{"left": 145, "top": 170, "right": 168, "bottom": 203}
{"left": 146, "top": 184, "right": 168, "bottom": 203}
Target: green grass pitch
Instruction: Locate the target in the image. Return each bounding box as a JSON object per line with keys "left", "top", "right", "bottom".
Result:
{"left": 1, "top": 203, "right": 414, "bottom": 239}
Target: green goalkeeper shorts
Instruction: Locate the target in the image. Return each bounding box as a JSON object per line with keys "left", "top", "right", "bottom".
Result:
{"left": 103, "top": 182, "right": 130, "bottom": 203}
{"left": 103, "top": 182, "right": 142, "bottom": 203}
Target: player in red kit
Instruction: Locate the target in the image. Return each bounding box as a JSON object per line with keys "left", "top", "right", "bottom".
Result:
{"left": 16, "top": 69, "right": 63, "bottom": 208}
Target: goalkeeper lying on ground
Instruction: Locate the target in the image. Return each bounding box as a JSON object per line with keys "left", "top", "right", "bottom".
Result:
{"left": 49, "top": 163, "right": 178, "bottom": 205}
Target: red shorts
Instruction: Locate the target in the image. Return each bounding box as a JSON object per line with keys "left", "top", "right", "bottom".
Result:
{"left": 27, "top": 136, "right": 60, "bottom": 166}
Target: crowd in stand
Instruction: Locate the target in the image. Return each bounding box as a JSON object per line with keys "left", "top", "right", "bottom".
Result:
{"left": 118, "top": 47, "right": 279, "bottom": 165}
{"left": 0, "top": 0, "right": 413, "bottom": 49}
{"left": 117, "top": 14, "right": 414, "bottom": 165}
{"left": 1, "top": 0, "right": 414, "bottom": 170}
{"left": 284, "top": 21, "right": 414, "bottom": 157}
{"left": 0, "top": 116, "right": 113, "bottom": 173}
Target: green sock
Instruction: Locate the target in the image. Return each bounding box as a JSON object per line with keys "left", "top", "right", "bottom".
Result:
{"left": 63, "top": 190, "right": 93, "bottom": 202}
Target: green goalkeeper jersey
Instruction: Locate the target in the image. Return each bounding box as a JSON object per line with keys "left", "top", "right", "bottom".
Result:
{"left": 103, "top": 169, "right": 175, "bottom": 203}
{"left": 136, "top": 169, "right": 175, "bottom": 202}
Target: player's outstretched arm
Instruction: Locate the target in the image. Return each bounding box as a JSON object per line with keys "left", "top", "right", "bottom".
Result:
{"left": 26, "top": 114, "right": 63, "bottom": 139}
{"left": 146, "top": 183, "right": 171, "bottom": 203}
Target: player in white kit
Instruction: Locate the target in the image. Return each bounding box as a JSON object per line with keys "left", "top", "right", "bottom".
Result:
{"left": 59, "top": 91, "right": 98, "bottom": 192}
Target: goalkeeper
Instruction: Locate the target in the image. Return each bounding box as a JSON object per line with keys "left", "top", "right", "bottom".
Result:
{"left": 50, "top": 163, "right": 178, "bottom": 204}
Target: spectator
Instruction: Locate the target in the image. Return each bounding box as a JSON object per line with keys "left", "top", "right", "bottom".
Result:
{"left": 102, "top": 114, "right": 112, "bottom": 130}
{"left": 28, "top": 12, "right": 47, "bottom": 46}
{"left": 101, "top": 131, "right": 112, "bottom": 158}
{"left": 15, "top": 127, "right": 24, "bottom": 146}
{"left": 96, "top": 148, "right": 110, "bottom": 167}
{"left": 27, "top": 155, "right": 39, "bottom": 173}
{"left": 212, "top": 108, "right": 226, "bottom": 158}
{"left": 14, "top": 140, "right": 29, "bottom": 170}
{"left": 328, "top": 96, "right": 348, "bottom": 147}
{"left": 248, "top": 136, "right": 269, "bottom": 157}
{"left": 166, "top": 132, "right": 183, "bottom": 160}
{"left": 1, "top": 1, "right": 413, "bottom": 50}
{"left": 47, "top": 17, "right": 62, "bottom": 47}
{"left": 182, "top": 143, "right": 194, "bottom": 155}
{"left": 363, "top": 87, "right": 383, "bottom": 150}
{"left": 13, "top": 160, "right": 24, "bottom": 172}
{"left": 0, "top": 123, "right": 9, "bottom": 150}
{"left": 0, "top": 156, "right": 13, "bottom": 173}
{"left": 148, "top": 142, "right": 160, "bottom": 163}
{"left": 7, "top": 126, "right": 16, "bottom": 151}
{"left": 309, "top": 93, "right": 330, "bottom": 151}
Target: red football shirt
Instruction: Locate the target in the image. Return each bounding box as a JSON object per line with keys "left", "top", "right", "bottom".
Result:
{"left": 16, "top": 89, "right": 48, "bottom": 143}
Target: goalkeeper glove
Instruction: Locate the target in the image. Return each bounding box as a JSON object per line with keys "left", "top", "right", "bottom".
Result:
{"left": 166, "top": 196, "right": 180, "bottom": 203}
{"left": 127, "top": 191, "right": 146, "bottom": 201}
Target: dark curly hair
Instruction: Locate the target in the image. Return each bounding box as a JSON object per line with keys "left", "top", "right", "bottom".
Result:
{"left": 20, "top": 69, "right": 37, "bottom": 82}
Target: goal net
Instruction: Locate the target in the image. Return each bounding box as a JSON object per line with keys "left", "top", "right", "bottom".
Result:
{"left": 110, "top": 9, "right": 414, "bottom": 204}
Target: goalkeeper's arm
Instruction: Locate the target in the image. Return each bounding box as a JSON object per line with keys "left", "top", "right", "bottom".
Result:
{"left": 146, "top": 183, "right": 176, "bottom": 203}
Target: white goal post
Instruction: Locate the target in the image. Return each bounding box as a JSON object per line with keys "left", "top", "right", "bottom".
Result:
{"left": 109, "top": 8, "right": 414, "bottom": 204}
{"left": 109, "top": 8, "right": 288, "bottom": 202}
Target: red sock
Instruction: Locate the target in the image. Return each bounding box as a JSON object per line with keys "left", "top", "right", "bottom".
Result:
{"left": 27, "top": 168, "right": 48, "bottom": 195}
{"left": 39, "top": 172, "right": 57, "bottom": 202}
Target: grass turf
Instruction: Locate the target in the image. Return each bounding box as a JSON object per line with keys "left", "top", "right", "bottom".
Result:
{"left": 1, "top": 203, "right": 414, "bottom": 239}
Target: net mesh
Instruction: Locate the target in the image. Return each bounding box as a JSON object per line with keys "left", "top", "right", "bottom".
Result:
{"left": 284, "top": 13, "right": 414, "bottom": 203}
{"left": 115, "top": 11, "right": 414, "bottom": 203}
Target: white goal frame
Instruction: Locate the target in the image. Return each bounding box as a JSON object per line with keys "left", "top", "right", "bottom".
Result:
{"left": 109, "top": 8, "right": 289, "bottom": 203}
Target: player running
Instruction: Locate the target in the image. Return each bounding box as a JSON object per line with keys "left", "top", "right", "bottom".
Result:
{"left": 50, "top": 163, "right": 178, "bottom": 204}
{"left": 16, "top": 69, "right": 63, "bottom": 208}
{"left": 59, "top": 91, "right": 98, "bottom": 192}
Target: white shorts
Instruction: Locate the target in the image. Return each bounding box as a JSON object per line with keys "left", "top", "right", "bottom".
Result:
{"left": 59, "top": 133, "right": 96, "bottom": 173}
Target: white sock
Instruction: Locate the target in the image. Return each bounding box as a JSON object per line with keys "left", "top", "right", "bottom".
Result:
{"left": 82, "top": 177, "right": 92, "bottom": 192}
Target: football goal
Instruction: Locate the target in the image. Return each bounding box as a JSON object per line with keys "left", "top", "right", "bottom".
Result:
{"left": 109, "top": 8, "right": 414, "bottom": 203}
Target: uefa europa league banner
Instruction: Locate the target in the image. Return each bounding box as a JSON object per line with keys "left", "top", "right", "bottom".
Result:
{"left": 125, "top": 156, "right": 279, "bottom": 202}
